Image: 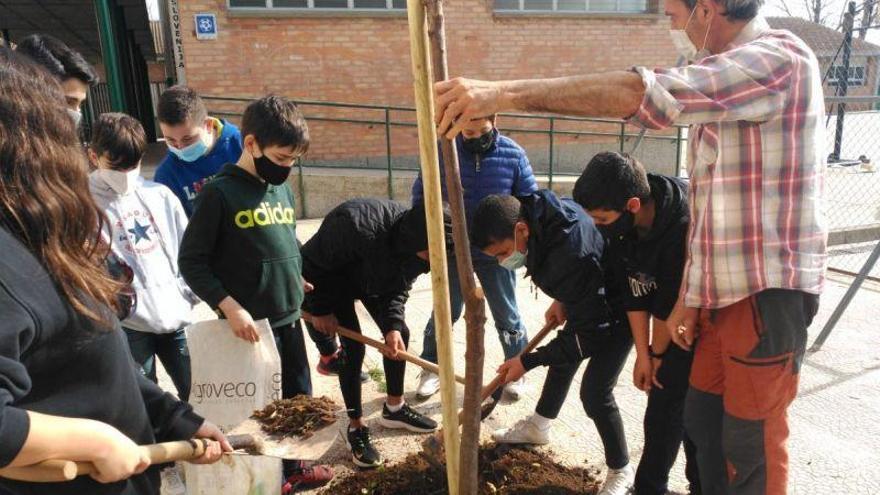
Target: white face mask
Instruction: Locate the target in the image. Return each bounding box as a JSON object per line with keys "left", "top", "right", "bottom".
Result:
{"left": 67, "top": 108, "right": 82, "bottom": 128}
{"left": 97, "top": 167, "right": 141, "bottom": 195}
{"left": 499, "top": 227, "right": 527, "bottom": 271}
{"left": 669, "top": 5, "right": 711, "bottom": 61}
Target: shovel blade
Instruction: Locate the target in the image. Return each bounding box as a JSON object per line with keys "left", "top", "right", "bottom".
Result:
{"left": 228, "top": 419, "right": 339, "bottom": 461}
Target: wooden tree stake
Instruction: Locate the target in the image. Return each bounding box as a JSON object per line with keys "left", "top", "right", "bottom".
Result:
{"left": 405, "top": 0, "right": 460, "bottom": 492}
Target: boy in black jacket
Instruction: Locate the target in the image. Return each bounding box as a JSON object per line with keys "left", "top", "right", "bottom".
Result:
{"left": 302, "top": 198, "right": 451, "bottom": 469}
{"left": 178, "top": 96, "right": 332, "bottom": 487}
{"left": 473, "top": 191, "right": 635, "bottom": 495}
{"left": 573, "top": 152, "right": 700, "bottom": 495}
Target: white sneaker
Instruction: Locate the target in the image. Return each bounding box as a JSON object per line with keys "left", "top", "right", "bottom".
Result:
{"left": 504, "top": 377, "right": 526, "bottom": 401}
{"left": 598, "top": 464, "right": 634, "bottom": 495}
{"left": 491, "top": 416, "right": 550, "bottom": 445}
{"left": 416, "top": 371, "right": 440, "bottom": 399}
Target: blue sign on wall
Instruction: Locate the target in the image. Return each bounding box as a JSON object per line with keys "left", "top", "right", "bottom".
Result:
{"left": 194, "top": 13, "right": 217, "bottom": 40}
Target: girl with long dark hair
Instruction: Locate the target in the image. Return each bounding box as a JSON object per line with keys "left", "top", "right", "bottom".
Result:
{"left": 0, "top": 60, "right": 229, "bottom": 494}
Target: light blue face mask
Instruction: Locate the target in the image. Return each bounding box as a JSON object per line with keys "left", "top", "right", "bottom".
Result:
{"left": 169, "top": 133, "right": 209, "bottom": 162}
{"left": 500, "top": 229, "right": 527, "bottom": 271}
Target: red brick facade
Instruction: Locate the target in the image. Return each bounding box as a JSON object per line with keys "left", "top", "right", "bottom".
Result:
{"left": 176, "top": 1, "right": 678, "bottom": 169}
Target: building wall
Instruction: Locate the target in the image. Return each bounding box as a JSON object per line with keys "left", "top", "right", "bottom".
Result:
{"left": 176, "top": 0, "right": 677, "bottom": 169}
{"left": 820, "top": 54, "right": 879, "bottom": 112}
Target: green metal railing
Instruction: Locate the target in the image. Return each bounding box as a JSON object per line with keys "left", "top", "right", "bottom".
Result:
{"left": 203, "top": 96, "right": 688, "bottom": 216}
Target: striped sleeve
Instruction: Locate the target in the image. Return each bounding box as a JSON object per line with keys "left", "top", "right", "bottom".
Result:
{"left": 631, "top": 41, "right": 793, "bottom": 129}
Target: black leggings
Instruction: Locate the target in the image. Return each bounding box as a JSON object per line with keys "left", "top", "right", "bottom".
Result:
{"left": 304, "top": 296, "right": 410, "bottom": 420}
{"left": 534, "top": 325, "right": 633, "bottom": 470}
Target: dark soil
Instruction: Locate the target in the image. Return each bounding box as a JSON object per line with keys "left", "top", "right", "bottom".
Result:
{"left": 321, "top": 444, "right": 600, "bottom": 494}
{"left": 251, "top": 396, "right": 338, "bottom": 439}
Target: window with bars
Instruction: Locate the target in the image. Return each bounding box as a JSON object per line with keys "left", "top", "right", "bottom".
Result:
{"left": 493, "top": 0, "right": 648, "bottom": 13}
{"left": 827, "top": 65, "right": 867, "bottom": 87}
{"left": 229, "top": 0, "right": 405, "bottom": 10}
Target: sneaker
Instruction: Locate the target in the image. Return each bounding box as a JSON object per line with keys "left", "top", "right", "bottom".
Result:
{"left": 346, "top": 426, "right": 383, "bottom": 469}
{"left": 504, "top": 377, "right": 526, "bottom": 401}
{"left": 492, "top": 416, "right": 550, "bottom": 445}
{"left": 317, "top": 351, "right": 369, "bottom": 382}
{"left": 416, "top": 371, "right": 441, "bottom": 399}
{"left": 379, "top": 403, "right": 438, "bottom": 433}
{"left": 597, "top": 464, "right": 634, "bottom": 495}
{"left": 282, "top": 464, "right": 334, "bottom": 493}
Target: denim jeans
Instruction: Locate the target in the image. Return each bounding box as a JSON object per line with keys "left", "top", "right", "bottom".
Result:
{"left": 421, "top": 254, "right": 527, "bottom": 364}
{"left": 124, "top": 327, "right": 192, "bottom": 401}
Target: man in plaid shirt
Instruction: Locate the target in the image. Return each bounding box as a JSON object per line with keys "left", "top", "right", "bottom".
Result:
{"left": 433, "top": 0, "right": 827, "bottom": 492}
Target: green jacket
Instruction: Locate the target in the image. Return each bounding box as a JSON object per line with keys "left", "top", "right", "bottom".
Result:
{"left": 179, "top": 163, "right": 303, "bottom": 328}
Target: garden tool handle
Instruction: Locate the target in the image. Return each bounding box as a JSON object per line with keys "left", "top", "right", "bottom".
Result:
{"left": 0, "top": 439, "right": 211, "bottom": 483}
{"left": 452, "top": 321, "right": 558, "bottom": 425}
{"left": 481, "top": 320, "right": 557, "bottom": 400}
{"left": 302, "top": 312, "right": 467, "bottom": 385}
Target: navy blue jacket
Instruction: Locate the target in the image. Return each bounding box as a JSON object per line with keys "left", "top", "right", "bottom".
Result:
{"left": 518, "top": 190, "right": 623, "bottom": 370}
{"left": 411, "top": 130, "right": 537, "bottom": 224}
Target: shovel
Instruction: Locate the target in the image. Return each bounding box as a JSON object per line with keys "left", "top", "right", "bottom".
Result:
{"left": 224, "top": 414, "right": 339, "bottom": 461}
{"left": 420, "top": 320, "right": 558, "bottom": 464}
{"left": 0, "top": 418, "right": 342, "bottom": 483}
{"left": 302, "top": 312, "right": 466, "bottom": 385}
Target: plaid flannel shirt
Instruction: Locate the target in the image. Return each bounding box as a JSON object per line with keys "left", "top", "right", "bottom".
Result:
{"left": 630, "top": 16, "right": 828, "bottom": 309}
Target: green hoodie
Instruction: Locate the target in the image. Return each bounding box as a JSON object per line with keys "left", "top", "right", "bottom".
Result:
{"left": 179, "top": 163, "right": 303, "bottom": 328}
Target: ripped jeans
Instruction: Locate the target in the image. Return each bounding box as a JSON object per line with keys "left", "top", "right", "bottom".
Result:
{"left": 421, "top": 254, "right": 527, "bottom": 364}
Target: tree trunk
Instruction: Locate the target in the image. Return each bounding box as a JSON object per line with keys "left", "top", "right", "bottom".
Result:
{"left": 859, "top": 0, "right": 874, "bottom": 40}
{"left": 424, "top": 2, "right": 488, "bottom": 494}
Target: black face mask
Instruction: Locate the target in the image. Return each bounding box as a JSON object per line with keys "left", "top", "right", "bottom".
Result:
{"left": 597, "top": 211, "right": 635, "bottom": 241}
{"left": 462, "top": 130, "right": 495, "bottom": 155}
{"left": 254, "top": 153, "right": 292, "bottom": 185}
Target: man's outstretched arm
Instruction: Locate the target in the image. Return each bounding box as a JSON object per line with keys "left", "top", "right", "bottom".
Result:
{"left": 434, "top": 72, "right": 645, "bottom": 138}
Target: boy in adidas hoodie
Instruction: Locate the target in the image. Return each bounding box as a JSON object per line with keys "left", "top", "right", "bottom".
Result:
{"left": 178, "top": 96, "right": 333, "bottom": 488}
{"left": 88, "top": 113, "right": 197, "bottom": 401}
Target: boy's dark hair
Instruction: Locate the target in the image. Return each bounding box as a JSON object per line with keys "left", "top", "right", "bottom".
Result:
{"left": 241, "top": 95, "right": 310, "bottom": 155}
{"left": 573, "top": 151, "right": 651, "bottom": 211}
{"left": 15, "top": 34, "right": 97, "bottom": 85}
{"left": 397, "top": 203, "right": 454, "bottom": 253}
{"left": 471, "top": 195, "right": 522, "bottom": 249}
{"left": 157, "top": 85, "right": 208, "bottom": 125}
{"left": 90, "top": 113, "right": 147, "bottom": 171}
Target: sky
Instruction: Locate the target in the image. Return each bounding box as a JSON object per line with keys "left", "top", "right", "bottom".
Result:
{"left": 147, "top": 0, "right": 159, "bottom": 20}
{"left": 763, "top": 0, "right": 880, "bottom": 42}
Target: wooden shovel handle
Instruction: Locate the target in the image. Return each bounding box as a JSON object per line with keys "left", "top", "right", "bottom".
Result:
{"left": 456, "top": 320, "right": 557, "bottom": 423}
{"left": 0, "top": 439, "right": 210, "bottom": 483}
{"left": 302, "top": 312, "right": 467, "bottom": 385}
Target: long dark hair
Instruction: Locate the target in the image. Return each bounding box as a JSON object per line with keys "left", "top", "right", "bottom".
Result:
{"left": 0, "top": 63, "right": 121, "bottom": 322}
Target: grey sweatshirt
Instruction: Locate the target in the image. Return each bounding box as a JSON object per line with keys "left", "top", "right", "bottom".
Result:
{"left": 89, "top": 172, "right": 198, "bottom": 334}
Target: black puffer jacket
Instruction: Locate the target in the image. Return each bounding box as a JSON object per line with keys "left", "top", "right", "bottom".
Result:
{"left": 301, "top": 198, "right": 451, "bottom": 335}
{"left": 518, "top": 190, "right": 620, "bottom": 370}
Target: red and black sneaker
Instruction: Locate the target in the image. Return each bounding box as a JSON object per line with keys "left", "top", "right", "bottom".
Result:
{"left": 281, "top": 464, "right": 334, "bottom": 493}
{"left": 317, "top": 350, "right": 370, "bottom": 382}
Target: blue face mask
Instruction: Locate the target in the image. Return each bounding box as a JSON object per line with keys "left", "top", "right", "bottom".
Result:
{"left": 500, "top": 229, "right": 527, "bottom": 271}
{"left": 169, "top": 131, "right": 210, "bottom": 162}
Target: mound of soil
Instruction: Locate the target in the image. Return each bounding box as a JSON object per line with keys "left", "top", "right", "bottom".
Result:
{"left": 321, "top": 444, "right": 600, "bottom": 494}
{"left": 251, "top": 395, "right": 338, "bottom": 439}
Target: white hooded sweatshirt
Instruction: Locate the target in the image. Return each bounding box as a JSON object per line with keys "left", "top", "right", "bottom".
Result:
{"left": 89, "top": 172, "right": 198, "bottom": 334}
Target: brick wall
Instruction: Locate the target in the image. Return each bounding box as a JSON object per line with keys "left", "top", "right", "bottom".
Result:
{"left": 176, "top": 0, "right": 677, "bottom": 170}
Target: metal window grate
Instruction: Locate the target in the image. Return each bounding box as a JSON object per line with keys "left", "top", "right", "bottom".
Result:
{"left": 493, "top": 0, "right": 647, "bottom": 13}
{"left": 230, "top": 0, "right": 402, "bottom": 9}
